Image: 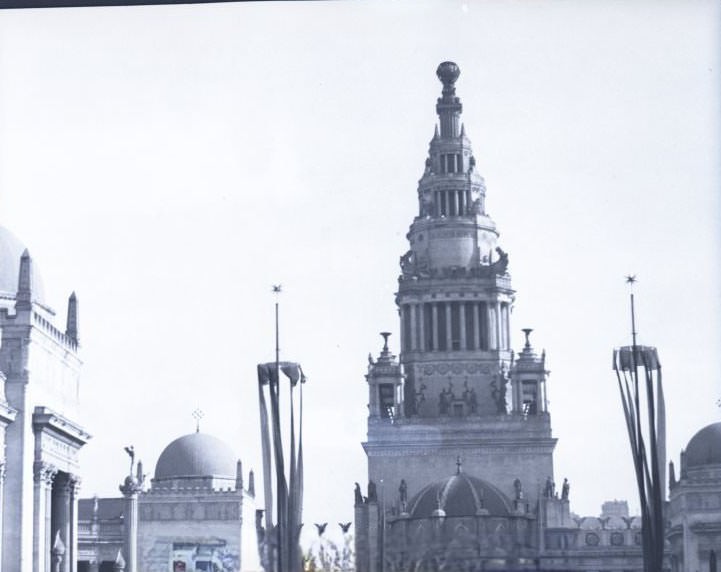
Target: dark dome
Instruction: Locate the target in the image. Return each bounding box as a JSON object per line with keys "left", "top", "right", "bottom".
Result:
{"left": 408, "top": 472, "right": 512, "bottom": 518}
{"left": 686, "top": 422, "right": 721, "bottom": 468}
{"left": 154, "top": 432, "right": 237, "bottom": 480}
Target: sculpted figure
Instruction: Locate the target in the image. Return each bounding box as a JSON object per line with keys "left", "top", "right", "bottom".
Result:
{"left": 354, "top": 482, "right": 363, "bottom": 505}
{"left": 367, "top": 480, "right": 378, "bottom": 503}
{"left": 561, "top": 478, "right": 570, "bottom": 501}
{"left": 399, "top": 479, "right": 408, "bottom": 504}
{"left": 513, "top": 478, "right": 523, "bottom": 501}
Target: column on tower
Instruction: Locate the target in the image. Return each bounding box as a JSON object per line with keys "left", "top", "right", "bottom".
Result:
{"left": 459, "top": 303, "right": 467, "bottom": 350}
{"left": 417, "top": 304, "right": 425, "bottom": 351}
{"left": 472, "top": 302, "right": 480, "bottom": 350}
{"left": 445, "top": 302, "right": 452, "bottom": 351}
{"left": 431, "top": 304, "right": 439, "bottom": 350}
{"left": 451, "top": 191, "right": 458, "bottom": 217}
{"left": 494, "top": 302, "right": 502, "bottom": 350}
{"left": 488, "top": 304, "right": 497, "bottom": 350}
{"left": 410, "top": 305, "right": 418, "bottom": 351}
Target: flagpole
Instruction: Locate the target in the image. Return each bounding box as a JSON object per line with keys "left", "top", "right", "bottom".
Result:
{"left": 273, "top": 285, "right": 282, "bottom": 572}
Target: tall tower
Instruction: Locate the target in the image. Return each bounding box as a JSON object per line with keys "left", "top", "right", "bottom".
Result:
{"left": 361, "top": 62, "right": 556, "bottom": 523}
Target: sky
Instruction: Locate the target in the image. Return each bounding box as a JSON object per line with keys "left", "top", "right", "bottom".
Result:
{"left": 0, "top": 0, "right": 719, "bottom": 548}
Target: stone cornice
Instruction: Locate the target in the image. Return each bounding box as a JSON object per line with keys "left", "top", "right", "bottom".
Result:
{"left": 0, "top": 400, "right": 17, "bottom": 426}
{"left": 33, "top": 406, "right": 91, "bottom": 446}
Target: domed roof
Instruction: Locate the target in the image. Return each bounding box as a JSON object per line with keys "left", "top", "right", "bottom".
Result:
{"left": 154, "top": 432, "right": 237, "bottom": 481}
{"left": 408, "top": 471, "right": 512, "bottom": 518}
{"left": 0, "top": 226, "right": 45, "bottom": 303}
{"left": 686, "top": 422, "right": 721, "bottom": 468}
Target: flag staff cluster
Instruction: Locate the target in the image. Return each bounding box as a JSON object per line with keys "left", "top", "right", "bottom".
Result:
{"left": 612, "top": 276, "right": 666, "bottom": 572}
{"left": 257, "top": 285, "right": 306, "bottom": 572}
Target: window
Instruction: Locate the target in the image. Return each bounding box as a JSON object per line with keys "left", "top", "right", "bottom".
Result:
{"left": 379, "top": 384, "right": 395, "bottom": 418}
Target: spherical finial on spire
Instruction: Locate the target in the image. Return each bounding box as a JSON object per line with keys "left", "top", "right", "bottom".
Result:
{"left": 436, "top": 61, "right": 460, "bottom": 88}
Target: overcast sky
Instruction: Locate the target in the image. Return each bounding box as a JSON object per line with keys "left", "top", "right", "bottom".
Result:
{"left": 1, "top": 0, "right": 719, "bottom": 547}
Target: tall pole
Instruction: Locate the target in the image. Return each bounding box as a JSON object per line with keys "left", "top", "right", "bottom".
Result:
{"left": 614, "top": 275, "right": 665, "bottom": 572}
{"left": 273, "top": 284, "right": 282, "bottom": 572}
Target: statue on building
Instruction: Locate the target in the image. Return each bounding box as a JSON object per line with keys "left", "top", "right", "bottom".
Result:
{"left": 124, "top": 445, "right": 135, "bottom": 477}
{"left": 491, "top": 247, "right": 509, "bottom": 275}
{"left": 367, "top": 480, "right": 377, "bottom": 503}
{"left": 399, "top": 479, "right": 408, "bottom": 511}
{"left": 439, "top": 386, "right": 450, "bottom": 415}
{"left": 490, "top": 366, "right": 508, "bottom": 414}
{"left": 354, "top": 482, "right": 363, "bottom": 505}
{"left": 544, "top": 476, "right": 555, "bottom": 498}
{"left": 561, "top": 478, "right": 570, "bottom": 500}
{"left": 462, "top": 380, "right": 478, "bottom": 414}
{"left": 513, "top": 478, "right": 523, "bottom": 501}
{"left": 400, "top": 251, "right": 415, "bottom": 277}
{"left": 413, "top": 383, "right": 426, "bottom": 415}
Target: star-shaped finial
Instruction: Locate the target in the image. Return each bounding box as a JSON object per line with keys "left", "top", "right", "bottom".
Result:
{"left": 272, "top": 284, "right": 282, "bottom": 294}
{"left": 192, "top": 408, "right": 204, "bottom": 433}
{"left": 625, "top": 275, "right": 637, "bottom": 285}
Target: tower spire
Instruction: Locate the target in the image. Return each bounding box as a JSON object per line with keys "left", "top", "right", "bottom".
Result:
{"left": 16, "top": 249, "right": 33, "bottom": 311}
{"left": 66, "top": 292, "right": 79, "bottom": 343}
{"left": 436, "top": 61, "right": 463, "bottom": 138}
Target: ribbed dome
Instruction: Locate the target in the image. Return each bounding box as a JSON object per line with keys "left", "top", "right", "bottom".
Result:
{"left": 686, "top": 422, "right": 721, "bottom": 468}
{"left": 408, "top": 472, "right": 512, "bottom": 518}
{"left": 154, "top": 432, "right": 237, "bottom": 480}
{"left": 0, "top": 226, "right": 45, "bottom": 303}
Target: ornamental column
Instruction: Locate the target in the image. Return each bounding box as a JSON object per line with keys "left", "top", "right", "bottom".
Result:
{"left": 459, "top": 303, "right": 467, "bottom": 350}
{"left": 445, "top": 302, "right": 452, "bottom": 350}
{"left": 0, "top": 462, "right": 5, "bottom": 570}
{"left": 431, "top": 304, "right": 438, "bottom": 351}
{"left": 33, "top": 462, "right": 55, "bottom": 572}
{"left": 68, "top": 475, "right": 80, "bottom": 572}
{"left": 119, "top": 459, "right": 145, "bottom": 572}
{"left": 472, "top": 303, "right": 480, "bottom": 350}
{"left": 418, "top": 304, "right": 425, "bottom": 351}
{"left": 50, "top": 473, "right": 72, "bottom": 572}
{"left": 410, "top": 304, "right": 418, "bottom": 351}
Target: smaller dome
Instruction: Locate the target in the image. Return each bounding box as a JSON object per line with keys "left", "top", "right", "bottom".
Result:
{"left": 408, "top": 472, "right": 512, "bottom": 518}
{"left": 154, "top": 432, "right": 237, "bottom": 481}
{"left": 686, "top": 422, "right": 721, "bottom": 468}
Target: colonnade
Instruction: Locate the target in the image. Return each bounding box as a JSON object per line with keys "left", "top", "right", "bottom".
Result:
{"left": 33, "top": 464, "right": 80, "bottom": 572}
{"left": 400, "top": 300, "right": 509, "bottom": 353}
{"left": 433, "top": 189, "right": 472, "bottom": 217}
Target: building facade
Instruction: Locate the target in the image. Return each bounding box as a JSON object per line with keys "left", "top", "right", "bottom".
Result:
{"left": 668, "top": 422, "right": 721, "bottom": 572}
{"left": 78, "top": 431, "right": 261, "bottom": 572}
{"left": 0, "top": 226, "right": 91, "bottom": 572}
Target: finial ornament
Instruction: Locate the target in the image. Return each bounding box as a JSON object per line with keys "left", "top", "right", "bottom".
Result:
{"left": 192, "top": 408, "right": 204, "bottom": 433}
{"left": 522, "top": 328, "right": 533, "bottom": 349}
{"left": 436, "top": 61, "right": 461, "bottom": 92}
{"left": 456, "top": 455, "right": 462, "bottom": 474}
{"left": 380, "top": 332, "right": 391, "bottom": 352}
{"left": 272, "top": 284, "right": 282, "bottom": 294}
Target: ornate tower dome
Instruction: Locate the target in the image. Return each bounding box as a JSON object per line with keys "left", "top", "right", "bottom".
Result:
{"left": 152, "top": 432, "right": 239, "bottom": 491}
